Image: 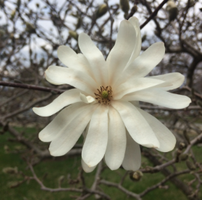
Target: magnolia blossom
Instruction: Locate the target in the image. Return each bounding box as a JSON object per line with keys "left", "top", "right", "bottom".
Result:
{"left": 33, "top": 17, "right": 191, "bottom": 172}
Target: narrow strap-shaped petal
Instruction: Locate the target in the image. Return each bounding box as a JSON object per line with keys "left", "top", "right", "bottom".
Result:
{"left": 117, "top": 42, "right": 165, "bottom": 87}
{"left": 38, "top": 103, "right": 86, "bottom": 142}
{"left": 151, "top": 72, "right": 185, "bottom": 91}
{"left": 111, "top": 101, "right": 160, "bottom": 148}
{"left": 122, "top": 131, "right": 141, "bottom": 171}
{"left": 57, "top": 45, "right": 81, "bottom": 70}
{"left": 78, "top": 33, "right": 108, "bottom": 86}
{"left": 57, "top": 46, "right": 95, "bottom": 80}
{"left": 82, "top": 159, "right": 97, "bottom": 173}
{"left": 82, "top": 105, "right": 108, "bottom": 167}
{"left": 113, "top": 78, "right": 164, "bottom": 100}
{"left": 45, "top": 65, "right": 97, "bottom": 95}
{"left": 107, "top": 20, "right": 137, "bottom": 86}
{"left": 138, "top": 108, "right": 176, "bottom": 152}
{"left": 33, "top": 89, "right": 81, "bottom": 117}
{"left": 122, "top": 88, "right": 191, "bottom": 109}
{"left": 105, "top": 106, "right": 126, "bottom": 170}
{"left": 128, "top": 17, "right": 141, "bottom": 62}
{"left": 49, "top": 104, "right": 96, "bottom": 156}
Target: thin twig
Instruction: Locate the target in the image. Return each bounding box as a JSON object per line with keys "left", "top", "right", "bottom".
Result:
{"left": 140, "top": 0, "right": 169, "bottom": 29}
{"left": 0, "top": 81, "right": 65, "bottom": 94}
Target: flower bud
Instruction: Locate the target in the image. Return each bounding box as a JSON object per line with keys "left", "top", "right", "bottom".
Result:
{"left": 2, "top": 167, "right": 18, "bottom": 174}
{"left": 7, "top": 181, "right": 22, "bottom": 188}
{"left": 179, "top": 153, "right": 189, "bottom": 161}
{"left": 26, "top": 22, "right": 36, "bottom": 33}
{"left": 131, "top": 4, "right": 137, "bottom": 14}
{"left": 186, "top": 160, "right": 196, "bottom": 170}
{"left": 96, "top": 4, "right": 108, "bottom": 19}
{"left": 120, "top": 0, "right": 130, "bottom": 14}
{"left": 178, "top": 142, "right": 186, "bottom": 150}
{"left": 69, "top": 30, "right": 78, "bottom": 40}
{"left": 76, "top": 17, "right": 82, "bottom": 29}
{"left": 166, "top": 0, "right": 178, "bottom": 21}
{"left": 130, "top": 171, "right": 143, "bottom": 181}
{"left": 10, "top": 10, "right": 16, "bottom": 20}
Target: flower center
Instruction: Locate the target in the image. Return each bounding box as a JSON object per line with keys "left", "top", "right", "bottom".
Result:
{"left": 94, "top": 86, "right": 112, "bottom": 105}
{"left": 102, "top": 90, "right": 108, "bottom": 98}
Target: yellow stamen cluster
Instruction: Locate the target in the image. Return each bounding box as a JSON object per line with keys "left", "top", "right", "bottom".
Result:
{"left": 94, "top": 86, "right": 113, "bottom": 105}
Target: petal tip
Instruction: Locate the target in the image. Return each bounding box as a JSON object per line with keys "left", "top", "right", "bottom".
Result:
{"left": 32, "top": 107, "right": 39, "bottom": 115}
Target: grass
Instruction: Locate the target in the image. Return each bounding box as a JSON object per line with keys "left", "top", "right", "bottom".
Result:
{"left": 0, "top": 127, "right": 201, "bottom": 200}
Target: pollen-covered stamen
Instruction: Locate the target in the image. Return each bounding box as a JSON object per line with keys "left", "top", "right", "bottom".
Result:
{"left": 94, "top": 86, "right": 113, "bottom": 105}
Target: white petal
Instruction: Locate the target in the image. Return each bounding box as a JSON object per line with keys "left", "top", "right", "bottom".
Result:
{"left": 82, "top": 159, "right": 96, "bottom": 173}
{"left": 78, "top": 33, "right": 107, "bottom": 86}
{"left": 138, "top": 108, "right": 176, "bottom": 152}
{"left": 57, "top": 46, "right": 94, "bottom": 79}
{"left": 130, "top": 101, "right": 140, "bottom": 107}
{"left": 105, "top": 107, "right": 126, "bottom": 170}
{"left": 45, "top": 65, "right": 97, "bottom": 95}
{"left": 33, "top": 89, "right": 81, "bottom": 117}
{"left": 122, "top": 42, "right": 165, "bottom": 81}
{"left": 107, "top": 20, "right": 137, "bottom": 86}
{"left": 80, "top": 93, "right": 95, "bottom": 104}
{"left": 49, "top": 104, "right": 96, "bottom": 156}
{"left": 113, "top": 78, "right": 164, "bottom": 100}
{"left": 122, "top": 132, "right": 141, "bottom": 171}
{"left": 122, "top": 89, "right": 191, "bottom": 109}
{"left": 111, "top": 101, "right": 160, "bottom": 148}
{"left": 82, "top": 105, "right": 108, "bottom": 167}
{"left": 152, "top": 72, "right": 185, "bottom": 90}
{"left": 57, "top": 45, "right": 79, "bottom": 69}
{"left": 38, "top": 103, "right": 86, "bottom": 142}
{"left": 82, "top": 123, "right": 89, "bottom": 140}
{"left": 128, "top": 17, "right": 141, "bottom": 62}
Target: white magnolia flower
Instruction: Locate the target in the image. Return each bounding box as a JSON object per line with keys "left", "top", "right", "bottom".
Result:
{"left": 33, "top": 17, "right": 191, "bottom": 172}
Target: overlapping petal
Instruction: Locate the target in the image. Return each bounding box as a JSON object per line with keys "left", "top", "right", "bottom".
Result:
{"left": 45, "top": 65, "right": 97, "bottom": 95}
{"left": 122, "top": 88, "right": 191, "bottom": 109}
{"left": 33, "top": 89, "right": 81, "bottom": 117}
{"left": 49, "top": 104, "right": 96, "bottom": 156}
{"left": 128, "top": 17, "right": 141, "bottom": 62}
{"left": 112, "top": 101, "right": 160, "bottom": 148}
{"left": 79, "top": 33, "right": 107, "bottom": 86}
{"left": 38, "top": 103, "right": 86, "bottom": 142}
{"left": 80, "top": 93, "right": 96, "bottom": 104}
{"left": 107, "top": 20, "right": 137, "bottom": 86}
{"left": 152, "top": 72, "right": 185, "bottom": 90}
{"left": 117, "top": 42, "right": 165, "bottom": 87}
{"left": 57, "top": 45, "right": 80, "bottom": 69}
{"left": 57, "top": 46, "right": 94, "bottom": 79}
{"left": 122, "top": 132, "right": 141, "bottom": 171}
{"left": 113, "top": 78, "right": 164, "bottom": 100}
{"left": 105, "top": 106, "right": 126, "bottom": 170}
{"left": 82, "top": 105, "right": 108, "bottom": 167}
{"left": 138, "top": 108, "right": 176, "bottom": 152}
